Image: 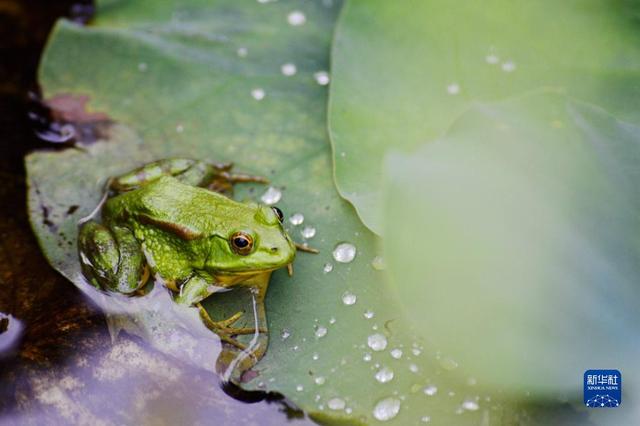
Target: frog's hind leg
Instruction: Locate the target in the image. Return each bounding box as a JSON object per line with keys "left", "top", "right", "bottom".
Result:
{"left": 78, "top": 221, "right": 149, "bottom": 293}
{"left": 109, "top": 158, "right": 198, "bottom": 193}
{"left": 109, "top": 158, "right": 267, "bottom": 195}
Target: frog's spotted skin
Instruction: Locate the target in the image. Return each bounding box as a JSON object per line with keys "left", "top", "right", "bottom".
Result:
{"left": 78, "top": 158, "right": 296, "bottom": 380}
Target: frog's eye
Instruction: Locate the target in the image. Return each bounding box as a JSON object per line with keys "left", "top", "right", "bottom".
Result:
{"left": 230, "top": 232, "right": 253, "bottom": 255}
{"left": 272, "top": 206, "right": 284, "bottom": 223}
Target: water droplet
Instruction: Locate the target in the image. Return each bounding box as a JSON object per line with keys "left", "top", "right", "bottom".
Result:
{"left": 315, "top": 325, "right": 328, "bottom": 338}
{"left": 371, "top": 256, "right": 385, "bottom": 270}
{"left": 333, "top": 242, "right": 356, "bottom": 263}
{"left": 363, "top": 352, "right": 372, "bottom": 362}
{"left": 367, "top": 333, "right": 387, "bottom": 351}
{"left": 138, "top": 62, "right": 148, "bottom": 72}
{"left": 301, "top": 226, "right": 316, "bottom": 239}
{"left": 176, "top": 124, "right": 184, "bottom": 133}
{"left": 289, "top": 213, "right": 304, "bottom": 225}
{"left": 423, "top": 385, "right": 438, "bottom": 396}
{"left": 375, "top": 367, "right": 394, "bottom": 383}
{"left": 342, "top": 291, "right": 357, "bottom": 305}
{"left": 261, "top": 186, "right": 281, "bottom": 205}
{"left": 467, "top": 377, "right": 477, "bottom": 386}
{"left": 251, "top": 88, "right": 266, "bottom": 100}
{"left": 237, "top": 47, "right": 248, "bottom": 57}
{"left": 296, "top": 384, "right": 304, "bottom": 392}
{"left": 287, "top": 10, "right": 306, "bottom": 26}
{"left": 323, "top": 263, "right": 333, "bottom": 273}
{"left": 412, "top": 348, "right": 422, "bottom": 356}
{"left": 281, "top": 63, "right": 297, "bottom": 76}
{"left": 485, "top": 54, "right": 499, "bottom": 64}
{"left": 314, "top": 71, "right": 330, "bottom": 86}
{"left": 315, "top": 376, "right": 326, "bottom": 385}
{"left": 281, "top": 329, "right": 291, "bottom": 340}
{"left": 390, "top": 348, "right": 403, "bottom": 359}
{"left": 364, "top": 310, "right": 375, "bottom": 319}
{"left": 373, "top": 397, "right": 401, "bottom": 421}
{"left": 462, "top": 399, "right": 479, "bottom": 411}
{"left": 329, "top": 317, "right": 336, "bottom": 325}
{"left": 312, "top": 353, "right": 319, "bottom": 361}
{"left": 326, "top": 398, "right": 345, "bottom": 411}
{"left": 409, "top": 364, "right": 419, "bottom": 373}
{"left": 421, "top": 416, "right": 431, "bottom": 423}
{"left": 501, "top": 60, "right": 516, "bottom": 72}
{"left": 345, "top": 407, "right": 353, "bottom": 414}
{"left": 439, "top": 357, "right": 459, "bottom": 371}
{"left": 446, "top": 83, "right": 460, "bottom": 95}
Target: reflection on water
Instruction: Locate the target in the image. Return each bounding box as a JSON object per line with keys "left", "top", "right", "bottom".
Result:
{"left": 0, "top": 315, "right": 24, "bottom": 355}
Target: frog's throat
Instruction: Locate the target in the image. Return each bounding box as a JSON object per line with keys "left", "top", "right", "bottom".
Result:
{"left": 213, "top": 268, "right": 279, "bottom": 286}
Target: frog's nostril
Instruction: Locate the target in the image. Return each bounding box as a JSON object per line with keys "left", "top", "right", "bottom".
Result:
{"left": 270, "top": 247, "right": 279, "bottom": 253}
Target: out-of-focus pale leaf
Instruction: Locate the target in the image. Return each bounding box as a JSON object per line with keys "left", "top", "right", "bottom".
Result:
{"left": 383, "top": 92, "right": 640, "bottom": 424}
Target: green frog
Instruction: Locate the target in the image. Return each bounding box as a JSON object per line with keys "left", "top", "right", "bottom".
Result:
{"left": 78, "top": 158, "right": 313, "bottom": 376}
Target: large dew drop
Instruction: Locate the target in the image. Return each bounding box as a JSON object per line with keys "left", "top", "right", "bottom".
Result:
{"left": 281, "top": 63, "right": 297, "bottom": 76}
{"left": 314, "top": 71, "right": 330, "bottom": 86}
{"left": 327, "top": 397, "right": 346, "bottom": 411}
{"left": 301, "top": 226, "right": 316, "bottom": 239}
{"left": 367, "top": 333, "right": 387, "bottom": 351}
{"left": 251, "top": 88, "right": 265, "bottom": 101}
{"left": 342, "top": 291, "right": 357, "bottom": 305}
{"left": 315, "top": 325, "right": 328, "bottom": 338}
{"left": 423, "top": 385, "right": 437, "bottom": 396}
{"left": 333, "top": 242, "right": 356, "bottom": 263}
{"left": 375, "top": 367, "right": 394, "bottom": 383}
{"left": 261, "top": 186, "right": 281, "bottom": 205}
{"left": 287, "top": 10, "right": 306, "bottom": 26}
{"left": 370, "top": 256, "right": 385, "bottom": 270}
{"left": 289, "top": 213, "right": 304, "bottom": 225}
{"left": 462, "top": 399, "right": 479, "bottom": 411}
{"left": 372, "top": 397, "right": 401, "bottom": 421}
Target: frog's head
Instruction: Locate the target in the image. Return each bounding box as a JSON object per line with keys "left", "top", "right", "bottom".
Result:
{"left": 208, "top": 204, "right": 296, "bottom": 277}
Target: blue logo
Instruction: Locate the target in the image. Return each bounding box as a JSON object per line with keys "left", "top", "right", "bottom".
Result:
{"left": 584, "top": 369, "right": 621, "bottom": 408}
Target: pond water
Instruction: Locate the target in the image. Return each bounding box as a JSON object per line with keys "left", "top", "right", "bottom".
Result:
{"left": 0, "top": 2, "right": 313, "bottom": 424}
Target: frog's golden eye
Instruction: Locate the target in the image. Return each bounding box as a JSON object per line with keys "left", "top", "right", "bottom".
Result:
{"left": 230, "top": 232, "right": 253, "bottom": 255}
{"left": 272, "top": 206, "right": 284, "bottom": 223}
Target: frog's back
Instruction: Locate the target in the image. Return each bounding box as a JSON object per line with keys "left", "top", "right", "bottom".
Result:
{"left": 105, "top": 176, "right": 247, "bottom": 238}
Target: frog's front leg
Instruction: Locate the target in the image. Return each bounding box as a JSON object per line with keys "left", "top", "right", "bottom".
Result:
{"left": 110, "top": 158, "right": 267, "bottom": 194}
{"left": 175, "top": 275, "right": 266, "bottom": 350}
{"left": 78, "top": 221, "right": 149, "bottom": 293}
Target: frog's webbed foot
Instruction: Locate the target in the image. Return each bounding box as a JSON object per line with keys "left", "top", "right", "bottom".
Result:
{"left": 197, "top": 305, "right": 267, "bottom": 351}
